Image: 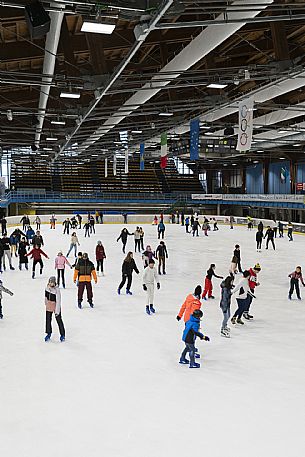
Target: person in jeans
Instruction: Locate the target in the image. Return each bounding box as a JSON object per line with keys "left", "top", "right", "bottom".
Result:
{"left": 231, "top": 271, "right": 255, "bottom": 325}
{"left": 179, "top": 309, "right": 210, "bottom": 369}
{"left": 26, "top": 245, "right": 49, "bottom": 279}
{"left": 55, "top": 251, "right": 71, "bottom": 288}
{"left": 73, "top": 253, "right": 97, "bottom": 308}
{"left": 44, "top": 276, "right": 65, "bottom": 342}
{"left": 134, "top": 227, "right": 141, "bottom": 252}
{"left": 66, "top": 232, "right": 80, "bottom": 258}
{"left": 117, "top": 252, "right": 139, "bottom": 295}
{"left": 220, "top": 276, "right": 234, "bottom": 338}
{"left": 288, "top": 266, "right": 305, "bottom": 300}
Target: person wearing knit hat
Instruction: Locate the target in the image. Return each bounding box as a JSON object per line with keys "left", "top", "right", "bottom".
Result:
{"left": 243, "top": 263, "right": 261, "bottom": 320}
{"left": 44, "top": 276, "right": 65, "bottom": 342}
{"left": 177, "top": 285, "right": 202, "bottom": 323}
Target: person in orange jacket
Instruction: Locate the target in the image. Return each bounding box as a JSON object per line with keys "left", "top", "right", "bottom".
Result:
{"left": 176, "top": 285, "right": 202, "bottom": 322}
{"left": 73, "top": 252, "right": 97, "bottom": 308}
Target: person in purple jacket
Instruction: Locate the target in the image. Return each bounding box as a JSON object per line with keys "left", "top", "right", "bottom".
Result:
{"left": 288, "top": 266, "right": 305, "bottom": 300}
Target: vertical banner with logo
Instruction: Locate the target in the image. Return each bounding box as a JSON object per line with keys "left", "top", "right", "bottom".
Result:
{"left": 105, "top": 157, "right": 108, "bottom": 178}
{"left": 160, "top": 132, "right": 168, "bottom": 169}
{"left": 236, "top": 97, "right": 254, "bottom": 152}
{"left": 140, "top": 143, "right": 145, "bottom": 171}
{"left": 124, "top": 150, "right": 129, "bottom": 174}
{"left": 190, "top": 118, "right": 200, "bottom": 160}
{"left": 113, "top": 154, "right": 117, "bottom": 176}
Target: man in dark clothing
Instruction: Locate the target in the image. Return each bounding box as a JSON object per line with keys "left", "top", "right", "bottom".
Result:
{"left": 156, "top": 241, "right": 168, "bottom": 275}
{"left": 1, "top": 218, "right": 7, "bottom": 236}
{"left": 73, "top": 253, "right": 97, "bottom": 308}
{"left": 122, "top": 213, "right": 128, "bottom": 224}
{"left": 264, "top": 226, "right": 275, "bottom": 250}
{"left": 63, "top": 218, "right": 72, "bottom": 235}
{"left": 117, "top": 228, "right": 133, "bottom": 253}
{"left": 233, "top": 244, "right": 242, "bottom": 273}
{"left": 89, "top": 216, "right": 95, "bottom": 234}
{"left": 84, "top": 221, "right": 91, "bottom": 238}
{"left": 20, "top": 215, "right": 29, "bottom": 231}
{"left": 192, "top": 219, "right": 201, "bottom": 237}
{"left": 181, "top": 212, "right": 185, "bottom": 226}
{"left": 257, "top": 221, "right": 264, "bottom": 232}
{"left": 32, "top": 231, "right": 44, "bottom": 248}
{"left": 99, "top": 211, "right": 104, "bottom": 224}
{"left": 76, "top": 214, "right": 82, "bottom": 229}
{"left": 278, "top": 221, "right": 284, "bottom": 238}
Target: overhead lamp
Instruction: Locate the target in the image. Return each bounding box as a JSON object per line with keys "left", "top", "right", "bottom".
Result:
{"left": 46, "top": 137, "right": 58, "bottom": 141}
{"left": 51, "top": 119, "right": 66, "bottom": 125}
{"left": 204, "top": 131, "right": 215, "bottom": 136}
{"left": 207, "top": 83, "right": 228, "bottom": 89}
{"left": 6, "top": 110, "right": 13, "bottom": 121}
{"left": 81, "top": 20, "right": 115, "bottom": 34}
{"left": 159, "top": 112, "right": 173, "bottom": 116}
{"left": 232, "top": 163, "right": 237, "bottom": 166}
{"left": 60, "top": 90, "right": 80, "bottom": 99}
{"left": 131, "top": 130, "right": 143, "bottom": 134}
{"left": 43, "top": 147, "right": 53, "bottom": 151}
{"left": 253, "top": 160, "right": 259, "bottom": 164}
{"left": 257, "top": 150, "right": 264, "bottom": 153}
{"left": 293, "top": 143, "right": 301, "bottom": 147}
{"left": 279, "top": 157, "right": 286, "bottom": 160}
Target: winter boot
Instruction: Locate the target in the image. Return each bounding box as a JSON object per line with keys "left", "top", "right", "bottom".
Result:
{"left": 209, "top": 295, "right": 215, "bottom": 299}
{"left": 221, "top": 329, "right": 230, "bottom": 338}
{"left": 189, "top": 362, "right": 200, "bottom": 369}
{"left": 194, "top": 353, "right": 200, "bottom": 358}
{"left": 146, "top": 305, "right": 150, "bottom": 315}
{"left": 150, "top": 305, "right": 155, "bottom": 313}
{"left": 231, "top": 317, "right": 236, "bottom": 324}
{"left": 60, "top": 335, "right": 65, "bottom": 342}
{"left": 44, "top": 333, "right": 51, "bottom": 342}
{"left": 237, "top": 318, "right": 244, "bottom": 325}
{"left": 179, "top": 358, "right": 189, "bottom": 364}
{"left": 126, "top": 289, "right": 133, "bottom": 295}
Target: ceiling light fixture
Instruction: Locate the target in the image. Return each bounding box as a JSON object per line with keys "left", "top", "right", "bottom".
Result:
{"left": 81, "top": 21, "right": 116, "bottom": 35}
{"left": 46, "top": 137, "right": 58, "bottom": 141}
{"left": 131, "top": 130, "right": 143, "bottom": 134}
{"left": 43, "top": 147, "right": 53, "bottom": 151}
{"left": 207, "top": 83, "right": 228, "bottom": 89}
{"left": 293, "top": 143, "right": 301, "bottom": 147}
{"left": 51, "top": 119, "right": 66, "bottom": 125}
{"left": 159, "top": 112, "right": 173, "bottom": 116}
{"left": 60, "top": 90, "right": 80, "bottom": 99}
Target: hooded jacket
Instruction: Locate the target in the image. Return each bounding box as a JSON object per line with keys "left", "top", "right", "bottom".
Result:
{"left": 178, "top": 293, "right": 201, "bottom": 323}
{"left": 182, "top": 315, "right": 204, "bottom": 343}
{"left": 45, "top": 285, "right": 61, "bottom": 314}
{"left": 220, "top": 281, "right": 232, "bottom": 312}
{"left": 96, "top": 244, "right": 106, "bottom": 260}
{"left": 55, "top": 255, "right": 71, "bottom": 270}
{"left": 73, "top": 258, "right": 97, "bottom": 283}
{"left": 122, "top": 258, "right": 139, "bottom": 276}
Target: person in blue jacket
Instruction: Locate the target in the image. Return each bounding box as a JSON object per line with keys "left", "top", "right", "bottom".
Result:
{"left": 157, "top": 221, "right": 165, "bottom": 239}
{"left": 185, "top": 216, "right": 190, "bottom": 233}
{"left": 26, "top": 226, "right": 35, "bottom": 244}
{"left": 179, "top": 309, "right": 210, "bottom": 368}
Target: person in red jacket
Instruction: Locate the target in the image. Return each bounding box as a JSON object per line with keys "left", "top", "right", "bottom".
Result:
{"left": 244, "top": 263, "right": 261, "bottom": 319}
{"left": 26, "top": 244, "right": 49, "bottom": 279}
{"left": 95, "top": 240, "right": 106, "bottom": 276}
{"left": 177, "top": 285, "right": 202, "bottom": 322}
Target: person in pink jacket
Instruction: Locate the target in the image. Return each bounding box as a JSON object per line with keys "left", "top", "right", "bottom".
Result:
{"left": 55, "top": 251, "right": 71, "bottom": 288}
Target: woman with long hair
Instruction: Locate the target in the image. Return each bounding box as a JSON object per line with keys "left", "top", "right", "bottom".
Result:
{"left": 117, "top": 252, "right": 139, "bottom": 295}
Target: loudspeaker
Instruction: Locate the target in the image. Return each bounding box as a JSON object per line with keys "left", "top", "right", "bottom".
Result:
{"left": 25, "top": 2, "right": 51, "bottom": 39}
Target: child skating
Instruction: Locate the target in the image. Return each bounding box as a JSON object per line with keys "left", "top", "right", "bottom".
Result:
{"left": 179, "top": 309, "right": 210, "bottom": 368}
{"left": 202, "top": 264, "right": 223, "bottom": 300}
{"left": 143, "top": 259, "right": 160, "bottom": 315}
{"left": 44, "top": 276, "right": 65, "bottom": 342}
{"left": 176, "top": 285, "right": 202, "bottom": 322}
{"left": 26, "top": 245, "right": 49, "bottom": 278}
{"left": 288, "top": 267, "right": 305, "bottom": 300}
{"left": 0, "top": 279, "right": 14, "bottom": 319}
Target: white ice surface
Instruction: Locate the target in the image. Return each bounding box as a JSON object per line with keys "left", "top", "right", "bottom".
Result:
{"left": 1, "top": 222, "right": 304, "bottom": 457}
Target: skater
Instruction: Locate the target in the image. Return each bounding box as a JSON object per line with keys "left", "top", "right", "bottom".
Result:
{"left": 72, "top": 251, "right": 82, "bottom": 269}
{"left": 176, "top": 211, "right": 180, "bottom": 224}
{"left": 156, "top": 240, "right": 168, "bottom": 275}
{"left": 287, "top": 222, "right": 293, "bottom": 241}
{"left": 117, "top": 252, "right": 139, "bottom": 295}
{"left": 220, "top": 275, "right": 234, "bottom": 337}
{"left": 76, "top": 214, "right": 82, "bottom": 229}
{"left": 157, "top": 220, "right": 165, "bottom": 239}
{"left": 20, "top": 215, "right": 30, "bottom": 231}
{"left": 84, "top": 220, "right": 91, "bottom": 238}
{"left": 278, "top": 221, "right": 284, "bottom": 238}
{"left": 117, "top": 228, "right": 133, "bottom": 253}
{"left": 142, "top": 245, "right": 155, "bottom": 268}
{"left": 96, "top": 240, "right": 106, "bottom": 275}
{"left": 171, "top": 213, "right": 175, "bottom": 224}
{"left": 122, "top": 212, "right": 128, "bottom": 224}
{"left": 26, "top": 226, "right": 35, "bottom": 244}
{"left": 99, "top": 211, "right": 104, "bottom": 224}
{"left": 181, "top": 212, "right": 185, "bottom": 226}
{"left": 0, "top": 217, "right": 7, "bottom": 236}
{"left": 192, "top": 218, "right": 201, "bottom": 237}
{"left": 272, "top": 219, "right": 278, "bottom": 238}
{"left": 213, "top": 219, "right": 219, "bottom": 231}
{"left": 73, "top": 253, "right": 97, "bottom": 308}
{"left": 143, "top": 259, "right": 160, "bottom": 315}
{"left": 63, "top": 218, "right": 72, "bottom": 235}
{"left": 139, "top": 227, "right": 145, "bottom": 250}
{"left": 176, "top": 285, "right": 202, "bottom": 322}
{"left": 26, "top": 244, "right": 49, "bottom": 278}
{"left": 244, "top": 263, "right": 261, "bottom": 320}
{"left": 202, "top": 264, "right": 223, "bottom": 300}
{"left": 202, "top": 221, "right": 208, "bottom": 236}
{"left": 32, "top": 230, "right": 44, "bottom": 248}
{"left": 0, "top": 241, "right": 3, "bottom": 273}
{"left": 44, "top": 276, "right": 65, "bottom": 342}
{"left": 89, "top": 215, "right": 95, "bottom": 234}
{"left": 0, "top": 279, "right": 14, "bottom": 319}
{"left": 231, "top": 271, "right": 255, "bottom": 325}
{"left": 229, "top": 215, "right": 234, "bottom": 229}
{"left": 134, "top": 227, "right": 141, "bottom": 252}
{"left": 153, "top": 215, "right": 158, "bottom": 225}
{"left": 264, "top": 226, "right": 276, "bottom": 250}
{"left": 66, "top": 232, "right": 80, "bottom": 258}
{"left": 70, "top": 216, "right": 78, "bottom": 229}
{"left": 9, "top": 232, "right": 19, "bottom": 258}
{"left": 179, "top": 309, "right": 210, "bottom": 368}
{"left": 34, "top": 215, "right": 41, "bottom": 230}
{"left": 95, "top": 210, "right": 99, "bottom": 224}
{"left": 1, "top": 235, "right": 15, "bottom": 270}
{"left": 233, "top": 244, "right": 242, "bottom": 273}
{"left": 258, "top": 221, "right": 264, "bottom": 232}
{"left": 288, "top": 267, "right": 305, "bottom": 300}
{"left": 229, "top": 256, "right": 238, "bottom": 276}
{"left": 256, "top": 229, "right": 263, "bottom": 252}
{"left": 185, "top": 216, "right": 190, "bottom": 233}
{"left": 55, "top": 251, "right": 71, "bottom": 288}
{"left": 50, "top": 214, "right": 56, "bottom": 229}
{"left": 18, "top": 237, "right": 29, "bottom": 270}
{"left": 190, "top": 215, "right": 194, "bottom": 228}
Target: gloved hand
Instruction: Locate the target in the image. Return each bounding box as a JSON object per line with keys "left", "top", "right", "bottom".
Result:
{"left": 176, "top": 316, "right": 181, "bottom": 321}
{"left": 203, "top": 336, "right": 210, "bottom": 342}
{"left": 143, "top": 284, "right": 147, "bottom": 291}
{"left": 157, "top": 283, "right": 160, "bottom": 289}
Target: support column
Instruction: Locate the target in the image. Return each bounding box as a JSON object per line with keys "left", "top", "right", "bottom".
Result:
{"left": 217, "top": 204, "right": 221, "bottom": 215}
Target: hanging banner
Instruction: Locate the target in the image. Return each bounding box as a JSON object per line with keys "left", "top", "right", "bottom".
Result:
{"left": 113, "top": 154, "right": 117, "bottom": 176}
{"left": 140, "top": 143, "right": 145, "bottom": 171}
{"left": 124, "top": 150, "right": 129, "bottom": 174}
{"left": 160, "top": 132, "right": 168, "bottom": 169}
{"left": 280, "top": 166, "right": 288, "bottom": 183}
{"left": 190, "top": 118, "right": 200, "bottom": 160}
{"left": 105, "top": 157, "right": 108, "bottom": 178}
{"left": 236, "top": 97, "right": 254, "bottom": 152}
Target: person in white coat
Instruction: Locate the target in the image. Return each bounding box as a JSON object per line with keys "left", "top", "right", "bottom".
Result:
{"left": 143, "top": 259, "right": 160, "bottom": 315}
{"left": 231, "top": 270, "right": 255, "bottom": 325}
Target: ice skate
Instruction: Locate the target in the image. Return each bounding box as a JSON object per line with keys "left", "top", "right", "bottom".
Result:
{"left": 0, "top": 314, "right": 3, "bottom": 319}
{"left": 78, "top": 301, "right": 82, "bottom": 309}
{"left": 225, "top": 326, "right": 230, "bottom": 332}
{"left": 243, "top": 312, "right": 251, "bottom": 320}
{"left": 146, "top": 305, "right": 150, "bottom": 315}
{"left": 117, "top": 288, "right": 121, "bottom": 295}
{"left": 179, "top": 358, "right": 189, "bottom": 364}
{"left": 237, "top": 318, "right": 244, "bottom": 325}
{"left": 221, "top": 329, "right": 230, "bottom": 338}
{"left": 89, "top": 301, "right": 94, "bottom": 308}
{"left": 150, "top": 305, "right": 155, "bottom": 313}
{"left": 44, "top": 333, "right": 51, "bottom": 342}
{"left": 231, "top": 317, "right": 236, "bottom": 324}
{"left": 194, "top": 353, "right": 200, "bottom": 358}
{"left": 209, "top": 295, "right": 215, "bottom": 299}
{"left": 60, "top": 336, "right": 65, "bottom": 342}
{"left": 10, "top": 265, "right": 15, "bottom": 270}
{"left": 126, "top": 289, "right": 132, "bottom": 295}
{"left": 189, "top": 362, "right": 200, "bottom": 369}
{"left": 32, "top": 272, "right": 35, "bottom": 279}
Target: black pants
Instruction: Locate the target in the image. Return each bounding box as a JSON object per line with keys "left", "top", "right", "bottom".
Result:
{"left": 36, "top": 223, "right": 41, "bottom": 230}
{"left": 2, "top": 225, "right": 7, "bottom": 236}
{"left": 256, "top": 240, "right": 262, "bottom": 250}
{"left": 0, "top": 298, "right": 2, "bottom": 317}
{"left": 46, "top": 311, "right": 65, "bottom": 337}
{"left": 96, "top": 259, "right": 104, "bottom": 272}
{"left": 192, "top": 228, "right": 199, "bottom": 237}
{"left": 135, "top": 239, "right": 141, "bottom": 252}
{"left": 90, "top": 225, "right": 95, "bottom": 234}
{"left": 33, "top": 258, "right": 43, "bottom": 273}
{"left": 279, "top": 229, "right": 284, "bottom": 237}
{"left": 140, "top": 237, "right": 144, "bottom": 250}
{"left": 273, "top": 227, "right": 277, "bottom": 238}
{"left": 57, "top": 269, "right": 65, "bottom": 287}
{"left": 237, "top": 259, "right": 242, "bottom": 273}
{"left": 158, "top": 230, "right": 164, "bottom": 239}
{"left": 122, "top": 241, "right": 127, "bottom": 253}
{"left": 266, "top": 238, "right": 275, "bottom": 250}
{"left": 185, "top": 224, "right": 189, "bottom": 233}
{"left": 63, "top": 227, "right": 70, "bottom": 235}
{"left": 288, "top": 231, "right": 293, "bottom": 241}
{"left": 233, "top": 298, "right": 248, "bottom": 319}
{"left": 158, "top": 256, "right": 166, "bottom": 274}
{"left": 85, "top": 228, "right": 90, "bottom": 237}
{"left": 119, "top": 274, "right": 132, "bottom": 291}
{"left": 289, "top": 278, "right": 300, "bottom": 299}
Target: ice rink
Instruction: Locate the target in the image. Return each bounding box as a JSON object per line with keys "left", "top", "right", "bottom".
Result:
{"left": 1, "top": 220, "right": 304, "bottom": 457}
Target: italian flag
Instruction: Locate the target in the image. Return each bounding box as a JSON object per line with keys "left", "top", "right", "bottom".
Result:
{"left": 160, "top": 132, "right": 168, "bottom": 169}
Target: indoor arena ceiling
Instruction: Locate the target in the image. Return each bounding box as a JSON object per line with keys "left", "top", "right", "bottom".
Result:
{"left": 2, "top": 0, "right": 305, "bottom": 168}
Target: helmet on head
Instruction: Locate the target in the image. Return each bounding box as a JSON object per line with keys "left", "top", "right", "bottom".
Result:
{"left": 192, "top": 309, "right": 203, "bottom": 319}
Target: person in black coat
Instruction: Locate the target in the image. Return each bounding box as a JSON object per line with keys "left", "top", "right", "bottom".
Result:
{"left": 233, "top": 244, "right": 242, "bottom": 273}
{"left": 18, "top": 237, "right": 29, "bottom": 270}
{"left": 192, "top": 218, "right": 201, "bottom": 237}
{"left": 257, "top": 221, "right": 264, "bottom": 232}
{"left": 117, "top": 252, "right": 139, "bottom": 295}
{"left": 264, "top": 226, "right": 275, "bottom": 250}
{"left": 32, "top": 231, "right": 44, "bottom": 248}
{"left": 256, "top": 230, "right": 264, "bottom": 252}
{"left": 156, "top": 241, "right": 168, "bottom": 275}
{"left": 117, "top": 228, "right": 133, "bottom": 253}
{"left": 62, "top": 218, "right": 72, "bottom": 235}
{"left": 1, "top": 218, "right": 7, "bottom": 236}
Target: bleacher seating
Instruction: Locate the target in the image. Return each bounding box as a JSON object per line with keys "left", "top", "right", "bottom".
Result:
{"left": 157, "top": 160, "right": 203, "bottom": 193}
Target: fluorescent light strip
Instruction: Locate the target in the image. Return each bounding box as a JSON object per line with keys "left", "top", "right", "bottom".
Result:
{"left": 159, "top": 112, "right": 173, "bottom": 116}
{"left": 51, "top": 120, "right": 66, "bottom": 125}
{"left": 207, "top": 83, "right": 228, "bottom": 89}
{"left": 46, "top": 137, "right": 58, "bottom": 141}
{"left": 60, "top": 91, "right": 80, "bottom": 99}
{"left": 131, "top": 130, "right": 143, "bottom": 134}
{"left": 81, "top": 21, "right": 115, "bottom": 34}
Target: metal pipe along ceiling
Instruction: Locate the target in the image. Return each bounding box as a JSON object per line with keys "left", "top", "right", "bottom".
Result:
{"left": 35, "top": 9, "right": 64, "bottom": 147}
{"left": 78, "top": 0, "right": 273, "bottom": 153}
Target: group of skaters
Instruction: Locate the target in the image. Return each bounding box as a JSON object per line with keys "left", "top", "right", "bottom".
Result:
{"left": 255, "top": 220, "right": 294, "bottom": 251}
